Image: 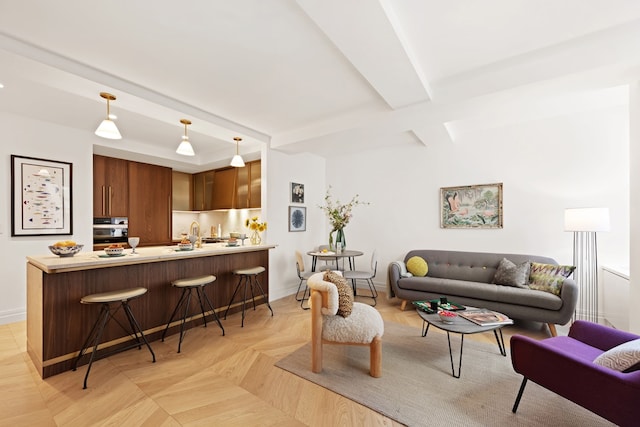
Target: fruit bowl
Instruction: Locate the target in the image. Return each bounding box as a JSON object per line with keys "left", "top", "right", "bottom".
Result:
{"left": 104, "top": 246, "right": 124, "bottom": 256}
{"left": 49, "top": 244, "right": 83, "bottom": 257}
{"left": 439, "top": 310, "right": 457, "bottom": 324}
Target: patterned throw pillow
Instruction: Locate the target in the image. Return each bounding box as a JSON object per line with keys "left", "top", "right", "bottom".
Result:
{"left": 324, "top": 271, "right": 354, "bottom": 317}
{"left": 594, "top": 339, "right": 640, "bottom": 372}
{"left": 528, "top": 262, "right": 576, "bottom": 296}
{"left": 492, "top": 258, "right": 531, "bottom": 288}
{"left": 406, "top": 256, "right": 428, "bottom": 277}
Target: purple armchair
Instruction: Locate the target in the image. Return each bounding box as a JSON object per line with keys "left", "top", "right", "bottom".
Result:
{"left": 511, "top": 320, "right": 640, "bottom": 427}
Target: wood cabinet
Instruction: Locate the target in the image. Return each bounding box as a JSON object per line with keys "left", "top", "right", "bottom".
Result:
{"left": 211, "top": 160, "right": 261, "bottom": 210}
{"left": 171, "top": 160, "right": 261, "bottom": 212}
{"left": 127, "top": 161, "right": 172, "bottom": 246}
{"left": 192, "top": 170, "right": 215, "bottom": 211}
{"left": 93, "top": 155, "right": 128, "bottom": 217}
{"left": 172, "top": 171, "right": 192, "bottom": 211}
{"left": 212, "top": 167, "right": 237, "bottom": 210}
{"left": 248, "top": 160, "right": 261, "bottom": 209}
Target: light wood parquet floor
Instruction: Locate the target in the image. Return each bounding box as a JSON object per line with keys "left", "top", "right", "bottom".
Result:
{"left": 0, "top": 291, "right": 555, "bottom": 426}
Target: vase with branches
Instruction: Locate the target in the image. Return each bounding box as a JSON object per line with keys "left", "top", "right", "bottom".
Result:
{"left": 319, "top": 187, "right": 369, "bottom": 251}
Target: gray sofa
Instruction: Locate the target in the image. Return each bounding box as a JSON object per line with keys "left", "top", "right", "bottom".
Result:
{"left": 387, "top": 249, "right": 578, "bottom": 336}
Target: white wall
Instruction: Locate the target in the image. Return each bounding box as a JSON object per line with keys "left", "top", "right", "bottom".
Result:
{"left": 266, "top": 149, "right": 326, "bottom": 300}
{"left": 0, "top": 112, "right": 93, "bottom": 323}
{"left": 630, "top": 83, "right": 640, "bottom": 334}
{"left": 324, "top": 105, "right": 630, "bottom": 316}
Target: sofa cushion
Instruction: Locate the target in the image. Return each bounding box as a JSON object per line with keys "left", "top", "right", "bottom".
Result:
{"left": 528, "top": 262, "right": 576, "bottom": 296}
{"left": 324, "top": 270, "right": 353, "bottom": 317}
{"left": 397, "top": 276, "right": 562, "bottom": 311}
{"left": 493, "top": 258, "right": 531, "bottom": 288}
{"left": 593, "top": 339, "right": 640, "bottom": 372}
{"left": 406, "top": 256, "right": 428, "bottom": 277}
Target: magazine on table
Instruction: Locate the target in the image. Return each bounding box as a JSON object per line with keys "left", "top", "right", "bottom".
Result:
{"left": 459, "top": 308, "right": 513, "bottom": 326}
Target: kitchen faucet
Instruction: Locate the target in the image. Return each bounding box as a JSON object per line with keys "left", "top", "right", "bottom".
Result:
{"left": 189, "top": 221, "right": 202, "bottom": 248}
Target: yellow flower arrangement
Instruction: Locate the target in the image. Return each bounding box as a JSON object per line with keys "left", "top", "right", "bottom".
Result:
{"left": 245, "top": 216, "right": 267, "bottom": 232}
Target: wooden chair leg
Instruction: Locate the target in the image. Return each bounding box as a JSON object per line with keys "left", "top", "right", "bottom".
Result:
{"left": 547, "top": 323, "right": 558, "bottom": 337}
{"left": 311, "top": 291, "right": 323, "bottom": 373}
{"left": 369, "top": 336, "right": 382, "bottom": 378}
{"left": 400, "top": 300, "right": 408, "bottom": 311}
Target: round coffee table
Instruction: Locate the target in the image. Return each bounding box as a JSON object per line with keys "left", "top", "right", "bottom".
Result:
{"left": 416, "top": 308, "right": 510, "bottom": 378}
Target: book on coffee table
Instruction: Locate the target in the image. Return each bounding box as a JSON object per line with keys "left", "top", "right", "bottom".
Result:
{"left": 459, "top": 308, "right": 513, "bottom": 326}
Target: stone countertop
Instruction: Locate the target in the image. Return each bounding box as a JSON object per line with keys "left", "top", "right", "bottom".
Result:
{"left": 27, "top": 243, "right": 277, "bottom": 274}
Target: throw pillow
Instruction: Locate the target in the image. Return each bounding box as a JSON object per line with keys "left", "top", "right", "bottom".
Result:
{"left": 528, "top": 262, "right": 575, "bottom": 296}
{"left": 406, "top": 256, "right": 428, "bottom": 277}
{"left": 593, "top": 339, "right": 640, "bottom": 372}
{"left": 492, "top": 258, "right": 531, "bottom": 288}
{"left": 323, "top": 270, "right": 354, "bottom": 317}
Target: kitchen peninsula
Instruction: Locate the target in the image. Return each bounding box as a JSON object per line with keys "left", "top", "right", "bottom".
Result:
{"left": 26, "top": 243, "right": 276, "bottom": 378}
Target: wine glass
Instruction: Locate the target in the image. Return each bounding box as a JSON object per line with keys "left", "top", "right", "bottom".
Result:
{"left": 128, "top": 237, "right": 140, "bottom": 254}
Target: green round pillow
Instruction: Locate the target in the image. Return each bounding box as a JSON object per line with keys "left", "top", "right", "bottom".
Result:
{"left": 406, "top": 256, "right": 428, "bottom": 277}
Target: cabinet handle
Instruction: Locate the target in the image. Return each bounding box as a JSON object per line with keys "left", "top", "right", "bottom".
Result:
{"left": 108, "top": 186, "right": 113, "bottom": 216}
{"left": 101, "top": 186, "right": 106, "bottom": 216}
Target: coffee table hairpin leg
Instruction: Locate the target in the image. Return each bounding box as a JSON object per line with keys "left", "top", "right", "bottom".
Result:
{"left": 422, "top": 320, "right": 507, "bottom": 378}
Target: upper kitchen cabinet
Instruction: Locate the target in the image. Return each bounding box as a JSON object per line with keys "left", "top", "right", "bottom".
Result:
{"left": 192, "top": 170, "right": 215, "bottom": 211}
{"left": 236, "top": 160, "right": 261, "bottom": 209}
{"left": 211, "top": 160, "right": 261, "bottom": 210}
{"left": 93, "top": 155, "right": 128, "bottom": 217}
{"left": 172, "top": 171, "right": 192, "bottom": 211}
{"left": 211, "top": 167, "right": 236, "bottom": 210}
{"left": 128, "top": 161, "right": 172, "bottom": 246}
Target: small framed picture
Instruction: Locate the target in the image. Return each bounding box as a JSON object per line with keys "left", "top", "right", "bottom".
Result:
{"left": 291, "top": 182, "right": 304, "bottom": 203}
{"left": 289, "top": 206, "right": 306, "bottom": 232}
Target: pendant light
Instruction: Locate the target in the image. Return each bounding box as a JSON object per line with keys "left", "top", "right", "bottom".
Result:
{"left": 176, "top": 119, "right": 195, "bottom": 156}
{"left": 230, "top": 137, "right": 245, "bottom": 167}
{"left": 95, "top": 92, "right": 122, "bottom": 139}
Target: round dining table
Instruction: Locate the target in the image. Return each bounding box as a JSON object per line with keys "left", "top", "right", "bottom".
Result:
{"left": 307, "top": 249, "right": 364, "bottom": 272}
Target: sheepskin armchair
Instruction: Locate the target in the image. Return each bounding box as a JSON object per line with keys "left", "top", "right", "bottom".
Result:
{"left": 308, "top": 272, "right": 384, "bottom": 377}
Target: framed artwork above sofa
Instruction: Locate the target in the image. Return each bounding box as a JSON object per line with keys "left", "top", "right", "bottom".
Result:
{"left": 440, "top": 182, "right": 503, "bottom": 229}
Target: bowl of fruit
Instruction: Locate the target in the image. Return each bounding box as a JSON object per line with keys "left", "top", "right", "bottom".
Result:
{"left": 49, "top": 240, "right": 83, "bottom": 257}
{"left": 439, "top": 310, "right": 457, "bottom": 324}
{"left": 104, "top": 244, "right": 124, "bottom": 257}
{"left": 177, "top": 239, "right": 193, "bottom": 251}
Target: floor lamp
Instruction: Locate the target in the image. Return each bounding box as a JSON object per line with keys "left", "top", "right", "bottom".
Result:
{"left": 564, "top": 207, "right": 610, "bottom": 323}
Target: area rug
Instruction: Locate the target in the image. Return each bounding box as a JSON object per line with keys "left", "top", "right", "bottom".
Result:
{"left": 275, "top": 321, "right": 613, "bottom": 427}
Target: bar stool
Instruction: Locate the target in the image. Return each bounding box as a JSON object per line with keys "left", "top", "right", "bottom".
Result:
{"left": 224, "top": 266, "right": 274, "bottom": 327}
{"left": 73, "top": 287, "right": 156, "bottom": 389}
{"left": 161, "top": 274, "right": 225, "bottom": 353}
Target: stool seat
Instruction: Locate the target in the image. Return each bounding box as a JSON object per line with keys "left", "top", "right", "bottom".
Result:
{"left": 233, "top": 266, "right": 266, "bottom": 276}
{"left": 81, "top": 287, "right": 147, "bottom": 304}
{"left": 172, "top": 275, "right": 216, "bottom": 288}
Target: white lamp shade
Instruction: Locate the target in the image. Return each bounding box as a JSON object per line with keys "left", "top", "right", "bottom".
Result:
{"left": 564, "top": 207, "right": 610, "bottom": 232}
{"left": 176, "top": 140, "right": 195, "bottom": 156}
{"left": 95, "top": 119, "right": 122, "bottom": 140}
{"left": 230, "top": 154, "right": 245, "bottom": 167}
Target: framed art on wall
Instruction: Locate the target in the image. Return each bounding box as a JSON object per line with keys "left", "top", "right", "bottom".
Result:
{"left": 291, "top": 182, "right": 304, "bottom": 203}
{"left": 11, "top": 155, "right": 73, "bottom": 236}
{"left": 289, "top": 206, "right": 306, "bottom": 232}
{"left": 440, "top": 182, "right": 503, "bottom": 229}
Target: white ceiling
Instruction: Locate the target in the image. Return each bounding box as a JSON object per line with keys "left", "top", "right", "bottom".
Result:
{"left": 0, "top": 0, "right": 639, "bottom": 172}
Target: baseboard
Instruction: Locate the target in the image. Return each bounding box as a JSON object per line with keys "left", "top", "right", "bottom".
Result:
{"left": 0, "top": 308, "right": 26, "bottom": 325}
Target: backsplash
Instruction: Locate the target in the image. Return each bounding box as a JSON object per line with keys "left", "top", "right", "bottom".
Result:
{"left": 172, "top": 209, "right": 262, "bottom": 240}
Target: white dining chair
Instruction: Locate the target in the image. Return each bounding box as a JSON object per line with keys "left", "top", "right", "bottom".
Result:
{"left": 343, "top": 249, "right": 378, "bottom": 306}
